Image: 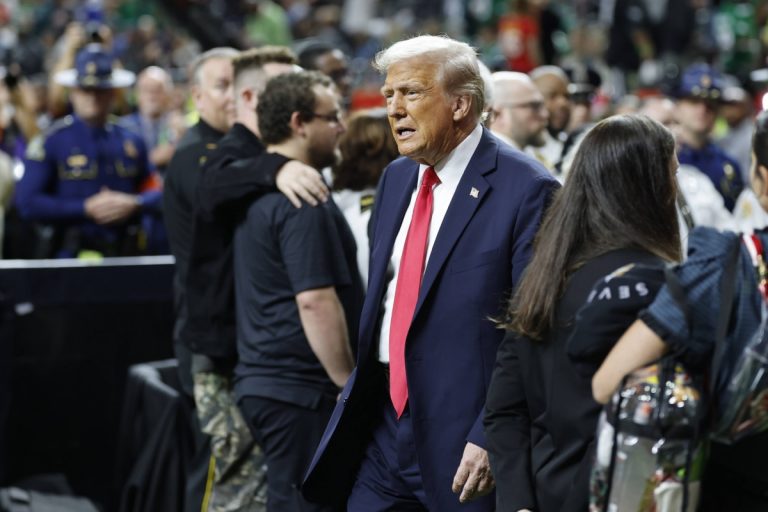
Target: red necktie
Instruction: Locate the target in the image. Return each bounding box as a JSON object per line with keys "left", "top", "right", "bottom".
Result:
{"left": 389, "top": 166, "right": 440, "bottom": 418}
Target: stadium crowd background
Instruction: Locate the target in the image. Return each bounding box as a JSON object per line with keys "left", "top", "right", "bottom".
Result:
{"left": 0, "top": 0, "right": 767, "bottom": 253}
{"left": 1, "top": 1, "right": 768, "bottom": 510}
{"left": 1, "top": 0, "right": 767, "bottom": 155}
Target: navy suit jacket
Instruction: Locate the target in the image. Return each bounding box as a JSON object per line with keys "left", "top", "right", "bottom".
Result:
{"left": 303, "top": 128, "right": 560, "bottom": 510}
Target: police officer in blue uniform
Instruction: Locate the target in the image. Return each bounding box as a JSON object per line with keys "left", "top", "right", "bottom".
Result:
{"left": 674, "top": 63, "right": 744, "bottom": 212}
{"left": 16, "top": 44, "right": 161, "bottom": 258}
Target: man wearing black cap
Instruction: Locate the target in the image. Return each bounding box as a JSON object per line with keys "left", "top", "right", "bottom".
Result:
{"left": 16, "top": 43, "right": 160, "bottom": 258}
{"left": 675, "top": 63, "right": 744, "bottom": 212}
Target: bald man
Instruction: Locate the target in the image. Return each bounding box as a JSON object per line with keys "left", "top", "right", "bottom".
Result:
{"left": 120, "top": 66, "right": 180, "bottom": 171}
{"left": 489, "top": 72, "right": 549, "bottom": 150}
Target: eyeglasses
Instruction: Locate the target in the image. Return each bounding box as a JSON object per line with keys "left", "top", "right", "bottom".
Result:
{"left": 496, "top": 101, "right": 546, "bottom": 112}
{"left": 310, "top": 111, "right": 342, "bottom": 124}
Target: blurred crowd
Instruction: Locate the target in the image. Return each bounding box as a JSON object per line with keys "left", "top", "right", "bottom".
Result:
{"left": 0, "top": 0, "right": 767, "bottom": 258}
{"left": 3, "top": 2, "right": 768, "bottom": 511}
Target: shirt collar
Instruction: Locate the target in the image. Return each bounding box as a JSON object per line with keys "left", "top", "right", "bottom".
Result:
{"left": 418, "top": 123, "right": 483, "bottom": 188}
{"left": 74, "top": 114, "right": 111, "bottom": 135}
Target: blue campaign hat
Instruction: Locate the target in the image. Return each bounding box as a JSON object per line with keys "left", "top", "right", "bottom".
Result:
{"left": 54, "top": 43, "right": 135, "bottom": 89}
{"left": 676, "top": 63, "right": 723, "bottom": 101}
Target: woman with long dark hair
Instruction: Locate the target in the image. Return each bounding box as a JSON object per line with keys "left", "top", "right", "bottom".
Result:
{"left": 592, "top": 111, "right": 768, "bottom": 511}
{"left": 484, "top": 114, "right": 682, "bottom": 512}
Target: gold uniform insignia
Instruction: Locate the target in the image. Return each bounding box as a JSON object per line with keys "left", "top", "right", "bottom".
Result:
{"left": 123, "top": 140, "right": 138, "bottom": 159}
{"left": 360, "top": 194, "right": 374, "bottom": 213}
{"left": 25, "top": 136, "right": 45, "bottom": 161}
{"left": 67, "top": 154, "right": 88, "bottom": 168}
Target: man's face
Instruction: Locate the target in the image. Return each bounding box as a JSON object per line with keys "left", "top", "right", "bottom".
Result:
{"left": 193, "top": 57, "right": 235, "bottom": 133}
{"left": 71, "top": 87, "right": 115, "bottom": 125}
{"left": 490, "top": 81, "right": 549, "bottom": 148}
{"left": 305, "top": 85, "right": 346, "bottom": 169}
{"left": 315, "top": 49, "right": 351, "bottom": 99}
{"left": 136, "top": 73, "right": 169, "bottom": 119}
{"left": 719, "top": 100, "right": 749, "bottom": 127}
{"left": 382, "top": 56, "right": 461, "bottom": 166}
{"left": 675, "top": 97, "right": 717, "bottom": 139}
{"left": 640, "top": 98, "right": 676, "bottom": 129}
{"left": 533, "top": 73, "right": 571, "bottom": 134}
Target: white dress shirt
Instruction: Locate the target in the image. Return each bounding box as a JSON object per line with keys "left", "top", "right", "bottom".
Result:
{"left": 378, "top": 124, "right": 483, "bottom": 363}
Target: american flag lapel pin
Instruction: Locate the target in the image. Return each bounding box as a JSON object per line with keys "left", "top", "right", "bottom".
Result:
{"left": 469, "top": 187, "right": 479, "bottom": 198}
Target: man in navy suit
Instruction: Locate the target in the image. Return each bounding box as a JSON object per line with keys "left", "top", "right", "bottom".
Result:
{"left": 302, "top": 35, "right": 559, "bottom": 511}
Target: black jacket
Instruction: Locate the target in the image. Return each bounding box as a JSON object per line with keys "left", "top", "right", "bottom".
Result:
{"left": 181, "top": 123, "right": 288, "bottom": 364}
{"left": 484, "top": 249, "right": 663, "bottom": 512}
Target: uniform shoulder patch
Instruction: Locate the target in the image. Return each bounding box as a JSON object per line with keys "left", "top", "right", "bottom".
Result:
{"left": 123, "top": 139, "right": 138, "bottom": 159}
{"left": 360, "top": 194, "right": 375, "bottom": 213}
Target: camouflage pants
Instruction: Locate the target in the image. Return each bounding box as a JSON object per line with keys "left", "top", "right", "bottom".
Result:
{"left": 193, "top": 372, "right": 267, "bottom": 512}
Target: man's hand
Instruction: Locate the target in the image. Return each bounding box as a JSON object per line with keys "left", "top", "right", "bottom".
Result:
{"left": 149, "top": 143, "right": 175, "bottom": 167}
{"left": 451, "top": 442, "right": 495, "bottom": 503}
{"left": 85, "top": 187, "right": 141, "bottom": 225}
{"left": 276, "top": 160, "right": 329, "bottom": 208}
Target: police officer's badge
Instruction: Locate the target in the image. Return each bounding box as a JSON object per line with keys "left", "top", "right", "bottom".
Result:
{"left": 67, "top": 154, "right": 88, "bottom": 168}
{"left": 25, "top": 135, "right": 45, "bottom": 161}
{"left": 123, "top": 140, "right": 138, "bottom": 159}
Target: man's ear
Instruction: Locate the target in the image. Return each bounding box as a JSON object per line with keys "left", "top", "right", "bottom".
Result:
{"left": 452, "top": 95, "right": 472, "bottom": 121}
{"left": 191, "top": 84, "right": 202, "bottom": 109}
{"left": 758, "top": 164, "right": 768, "bottom": 197}
{"left": 242, "top": 88, "right": 256, "bottom": 111}
{"left": 290, "top": 111, "right": 306, "bottom": 136}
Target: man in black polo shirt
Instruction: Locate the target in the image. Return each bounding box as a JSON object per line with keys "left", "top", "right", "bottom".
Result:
{"left": 166, "top": 47, "right": 328, "bottom": 512}
{"left": 233, "top": 71, "right": 363, "bottom": 512}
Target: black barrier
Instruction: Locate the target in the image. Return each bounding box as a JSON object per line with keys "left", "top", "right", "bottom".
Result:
{"left": 0, "top": 256, "right": 175, "bottom": 509}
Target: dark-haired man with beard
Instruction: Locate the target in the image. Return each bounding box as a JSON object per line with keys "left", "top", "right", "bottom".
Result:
{"left": 233, "top": 70, "right": 362, "bottom": 512}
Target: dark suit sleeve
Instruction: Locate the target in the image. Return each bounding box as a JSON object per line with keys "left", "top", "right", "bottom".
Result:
{"left": 510, "top": 175, "right": 560, "bottom": 288}
{"left": 465, "top": 172, "right": 559, "bottom": 449}
{"left": 484, "top": 331, "right": 536, "bottom": 511}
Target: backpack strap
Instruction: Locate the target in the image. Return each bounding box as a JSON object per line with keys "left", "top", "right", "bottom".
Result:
{"left": 663, "top": 236, "right": 741, "bottom": 416}
{"left": 709, "top": 237, "right": 743, "bottom": 399}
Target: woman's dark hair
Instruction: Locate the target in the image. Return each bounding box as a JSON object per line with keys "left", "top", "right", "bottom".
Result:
{"left": 332, "top": 109, "right": 398, "bottom": 191}
{"left": 504, "top": 114, "right": 681, "bottom": 339}
{"left": 753, "top": 110, "right": 768, "bottom": 174}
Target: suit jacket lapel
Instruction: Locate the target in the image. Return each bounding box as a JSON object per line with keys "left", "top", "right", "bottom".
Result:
{"left": 370, "top": 165, "right": 418, "bottom": 285}
{"left": 413, "top": 130, "right": 499, "bottom": 318}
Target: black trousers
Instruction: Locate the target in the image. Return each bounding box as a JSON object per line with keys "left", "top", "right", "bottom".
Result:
{"left": 238, "top": 395, "right": 340, "bottom": 512}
